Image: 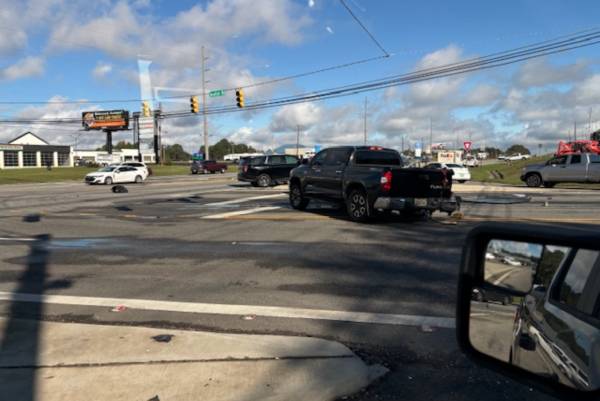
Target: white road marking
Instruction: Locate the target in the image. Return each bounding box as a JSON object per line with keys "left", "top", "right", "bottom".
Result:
{"left": 0, "top": 291, "right": 455, "bottom": 328}
{"left": 202, "top": 206, "right": 282, "bottom": 219}
{"left": 203, "top": 194, "right": 286, "bottom": 207}
{"left": 0, "top": 237, "right": 37, "bottom": 242}
{"left": 492, "top": 270, "right": 515, "bottom": 286}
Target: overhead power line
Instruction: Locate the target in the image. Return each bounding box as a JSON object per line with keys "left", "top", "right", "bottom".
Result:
{"left": 2, "top": 28, "right": 600, "bottom": 125}
{"left": 0, "top": 55, "right": 390, "bottom": 105}
{"left": 339, "top": 0, "right": 390, "bottom": 57}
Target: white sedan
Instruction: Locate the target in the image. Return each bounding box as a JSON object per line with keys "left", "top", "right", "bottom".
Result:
{"left": 426, "top": 163, "right": 471, "bottom": 183}
{"left": 85, "top": 166, "right": 147, "bottom": 185}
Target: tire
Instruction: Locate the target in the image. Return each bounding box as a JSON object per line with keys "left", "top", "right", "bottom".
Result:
{"left": 104, "top": 177, "right": 113, "bottom": 185}
{"left": 134, "top": 175, "right": 142, "bottom": 184}
{"left": 289, "top": 182, "right": 309, "bottom": 210}
{"left": 191, "top": 169, "right": 198, "bottom": 175}
{"left": 257, "top": 174, "right": 271, "bottom": 187}
{"left": 543, "top": 182, "right": 555, "bottom": 188}
{"left": 346, "top": 189, "right": 371, "bottom": 222}
{"left": 525, "top": 174, "right": 542, "bottom": 187}
{"left": 458, "top": 180, "right": 466, "bottom": 183}
{"left": 203, "top": 169, "right": 209, "bottom": 175}
{"left": 220, "top": 168, "right": 226, "bottom": 174}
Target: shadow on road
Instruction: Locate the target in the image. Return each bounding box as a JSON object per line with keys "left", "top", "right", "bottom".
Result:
{"left": 0, "top": 234, "right": 52, "bottom": 401}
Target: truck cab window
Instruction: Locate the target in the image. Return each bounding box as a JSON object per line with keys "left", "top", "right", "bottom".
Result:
{"left": 325, "top": 149, "right": 352, "bottom": 166}
{"left": 311, "top": 151, "right": 328, "bottom": 166}
{"left": 570, "top": 155, "right": 581, "bottom": 164}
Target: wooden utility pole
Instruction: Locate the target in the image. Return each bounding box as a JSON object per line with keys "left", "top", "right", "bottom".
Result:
{"left": 201, "top": 46, "right": 209, "bottom": 160}
{"left": 574, "top": 120, "right": 577, "bottom": 141}
{"left": 363, "top": 97, "right": 367, "bottom": 145}
{"left": 296, "top": 125, "right": 301, "bottom": 158}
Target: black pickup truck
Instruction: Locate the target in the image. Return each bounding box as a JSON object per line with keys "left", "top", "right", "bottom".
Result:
{"left": 288, "top": 146, "right": 459, "bottom": 222}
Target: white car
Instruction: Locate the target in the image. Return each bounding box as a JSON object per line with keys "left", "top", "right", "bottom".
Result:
{"left": 119, "top": 161, "right": 151, "bottom": 177}
{"left": 85, "top": 166, "right": 147, "bottom": 185}
{"left": 426, "top": 162, "right": 471, "bottom": 183}
{"left": 464, "top": 158, "right": 479, "bottom": 167}
{"left": 505, "top": 153, "right": 531, "bottom": 161}
{"left": 502, "top": 256, "right": 521, "bottom": 266}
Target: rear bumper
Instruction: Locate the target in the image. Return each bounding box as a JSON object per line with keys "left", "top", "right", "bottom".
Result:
{"left": 237, "top": 174, "right": 255, "bottom": 183}
{"left": 373, "top": 196, "right": 460, "bottom": 214}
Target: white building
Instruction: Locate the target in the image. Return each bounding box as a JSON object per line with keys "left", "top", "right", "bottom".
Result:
{"left": 0, "top": 132, "right": 73, "bottom": 169}
{"left": 73, "top": 149, "right": 156, "bottom": 165}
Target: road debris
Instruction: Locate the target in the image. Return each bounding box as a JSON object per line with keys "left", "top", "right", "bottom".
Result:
{"left": 111, "top": 305, "right": 127, "bottom": 312}
{"left": 241, "top": 314, "right": 256, "bottom": 320}
{"left": 151, "top": 334, "right": 175, "bottom": 343}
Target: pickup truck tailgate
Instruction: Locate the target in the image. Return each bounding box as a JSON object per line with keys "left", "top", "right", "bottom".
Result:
{"left": 389, "top": 168, "right": 452, "bottom": 198}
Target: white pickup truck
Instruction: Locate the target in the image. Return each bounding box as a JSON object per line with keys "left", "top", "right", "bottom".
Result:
{"left": 520, "top": 153, "right": 600, "bottom": 187}
{"left": 504, "top": 153, "right": 531, "bottom": 161}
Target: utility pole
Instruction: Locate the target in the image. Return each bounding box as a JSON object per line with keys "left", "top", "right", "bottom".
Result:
{"left": 201, "top": 46, "right": 209, "bottom": 160}
{"left": 296, "top": 125, "right": 301, "bottom": 158}
{"left": 574, "top": 120, "right": 577, "bottom": 141}
{"left": 401, "top": 135, "right": 404, "bottom": 153}
{"left": 429, "top": 118, "right": 432, "bottom": 155}
{"left": 589, "top": 108, "right": 593, "bottom": 133}
{"left": 363, "top": 97, "right": 368, "bottom": 145}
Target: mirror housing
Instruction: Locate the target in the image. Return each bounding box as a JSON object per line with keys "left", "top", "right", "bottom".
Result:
{"left": 457, "top": 222, "right": 600, "bottom": 401}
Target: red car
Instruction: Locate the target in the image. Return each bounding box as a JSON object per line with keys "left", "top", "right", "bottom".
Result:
{"left": 191, "top": 160, "right": 228, "bottom": 174}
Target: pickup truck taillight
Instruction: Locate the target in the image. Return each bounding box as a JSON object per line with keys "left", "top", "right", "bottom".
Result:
{"left": 380, "top": 170, "right": 392, "bottom": 192}
{"left": 243, "top": 165, "right": 249, "bottom": 173}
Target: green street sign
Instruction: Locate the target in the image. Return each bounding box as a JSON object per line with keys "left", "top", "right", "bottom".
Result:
{"left": 209, "top": 89, "right": 225, "bottom": 97}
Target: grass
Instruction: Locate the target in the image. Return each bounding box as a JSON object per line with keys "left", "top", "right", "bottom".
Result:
{"left": 470, "top": 157, "right": 548, "bottom": 186}
{"left": 0, "top": 164, "right": 238, "bottom": 185}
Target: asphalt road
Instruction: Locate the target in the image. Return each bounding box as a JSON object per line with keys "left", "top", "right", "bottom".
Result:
{"left": 2, "top": 175, "right": 598, "bottom": 400}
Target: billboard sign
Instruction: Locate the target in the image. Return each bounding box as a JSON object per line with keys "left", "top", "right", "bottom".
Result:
{"left": 82, "top": 110, "right": 129, "bottom": 131}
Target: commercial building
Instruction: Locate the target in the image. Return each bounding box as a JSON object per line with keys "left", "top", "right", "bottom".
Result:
{"left": 73, "top": 149, "right": 155, "bottom": 165}
{"left": 0, "top": 132, "right": 73, "bottom": 169}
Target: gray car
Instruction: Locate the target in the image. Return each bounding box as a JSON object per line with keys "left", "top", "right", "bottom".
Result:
{"left": 520, "top": 153, "right": 600, "bottom": 187}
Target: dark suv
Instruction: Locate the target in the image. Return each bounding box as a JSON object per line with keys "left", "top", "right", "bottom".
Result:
{"left": 238, "top": 155, "right": 299, "bottom": 187}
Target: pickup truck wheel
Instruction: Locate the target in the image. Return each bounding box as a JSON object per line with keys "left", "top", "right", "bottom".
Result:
{"left": 525, "top": 174, "right": 542, "bottom": 187}
{"left": 220, "top": 168, "right": 226, "bottom": 174}
{"left": 346, "top": 189, "right": 370, "bottom": 222}
{"left": 257, "top": 174, "right": 271, "bottom": 187}
{"left": 289, "top": 184, "right": 309, "bottom": 210}
{"left": 203, "top": 168, "right": 209, "bottom": 174}
{"left": 191, "top": 169, "right": 198, "bottom": 175}
{"left": 543, "top": 182, "right": 556, "bottom": 188}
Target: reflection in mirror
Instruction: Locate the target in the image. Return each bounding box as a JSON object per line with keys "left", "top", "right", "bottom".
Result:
{"left": 470, "top": 240, "right": 600, "bottom": 391}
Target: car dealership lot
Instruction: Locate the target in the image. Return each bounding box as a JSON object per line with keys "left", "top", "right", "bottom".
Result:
{"left": 2, "top": 176, "right": 598, "bottom": 400}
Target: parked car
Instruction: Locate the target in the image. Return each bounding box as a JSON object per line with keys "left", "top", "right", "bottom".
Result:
{"left": 520, "top": 153, "right": 600, "bottom": 187}
{"left": 238, "top": 154, "right": 299, "bottom": 187}
{"left": 426, "top": 162, "right": 471, "bottom": 183}
{"left": 288, "top": 146, "right": 459, "bottom": 222}
{"left": 85, "top": 166, "right": 146, "bottom": 185}
{"left": 191, "top": 160, "right": 228, "bottom": 174}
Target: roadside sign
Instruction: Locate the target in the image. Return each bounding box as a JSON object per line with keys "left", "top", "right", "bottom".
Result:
{"left": 415, "top": 141, "right": 422, "bottom": 158}
{"left": 209, "top": 89, "right": 225, "bottom": 97}
{"left": 138, "top": 116, "right": 155, "bottom": 152}
{"left": 192, "top": 152, "right": 204, "bottom": 161}
{"left": 463, "top": 141, "right": 472, "bottom": 152}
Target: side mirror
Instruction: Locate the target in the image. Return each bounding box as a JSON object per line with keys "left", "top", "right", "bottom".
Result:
{"left": 457, "top": 223, "right": 600, "bottom": 400}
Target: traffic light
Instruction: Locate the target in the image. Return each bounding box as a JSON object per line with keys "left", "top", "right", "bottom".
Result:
{"left": 141, "top": 101, "right": 151, "bottom": 117}
{"left": 236, "top": 89, "right": 244, "bottom": 108}
{"left": 190, "top": 96, "right": 199, "bottom": 113}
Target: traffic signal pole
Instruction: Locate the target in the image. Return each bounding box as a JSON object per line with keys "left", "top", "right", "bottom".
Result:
{"left": 201, "top": 46, "right": 209, "bottom": 160}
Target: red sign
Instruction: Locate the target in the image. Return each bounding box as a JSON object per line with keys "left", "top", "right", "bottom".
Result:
{"left": 463, "top": 141, "right": 472, "bottom": 152}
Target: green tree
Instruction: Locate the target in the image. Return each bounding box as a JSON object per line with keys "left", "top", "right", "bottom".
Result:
{"left": 95, "top": 141, "right": 137, "bottom": 151}
{"left": 164, "top": 144, "right": 191, "bottom": 162}
{"left": 201, "top": 139, "right": 257, "bottom": 160}
{"left": 505, "top": 144, "right": 531, "bottom": 155}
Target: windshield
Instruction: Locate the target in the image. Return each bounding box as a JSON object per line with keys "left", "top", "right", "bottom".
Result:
{"left": 0, "top": 1, "right": 598, "bottom": 400}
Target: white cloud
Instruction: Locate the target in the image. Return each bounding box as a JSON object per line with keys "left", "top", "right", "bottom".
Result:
{"left": 326, "top": 26, "right": 334, "bottom": 34}
{"left": 92, "top": 62, "right": 113, "bottom": 79}
{"left": 0, "top": 57, "right": 45, "bottom": 81}
{"left": 270, "top": 103, "right": 323, "bottom": 132}
{"left": 308, "top": 0, "right": 315, "bottom": 7}
{"left": 514, "top": 58, "right": 589, "bottom": 88}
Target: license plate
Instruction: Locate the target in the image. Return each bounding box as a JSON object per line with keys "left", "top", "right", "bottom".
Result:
{"left": 415, "top": 198, "right": 427, "bottom": 207}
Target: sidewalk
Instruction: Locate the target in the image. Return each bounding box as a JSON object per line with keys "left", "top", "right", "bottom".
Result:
{"left": 0, "top": 318, "right": 387, "bottom": 401}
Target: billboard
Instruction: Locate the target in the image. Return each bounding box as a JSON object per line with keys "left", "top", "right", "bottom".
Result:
{"left": 82, "top": 110, "right": 129, "bottom": 131}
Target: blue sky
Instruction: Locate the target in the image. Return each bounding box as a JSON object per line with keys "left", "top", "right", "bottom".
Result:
{"left": 1, "top": 0, "right": 600, "bottom": 153}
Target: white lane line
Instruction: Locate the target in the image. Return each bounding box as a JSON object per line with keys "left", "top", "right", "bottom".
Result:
{"left": 202, "top": 206, "right": 282, "bottom": 219}
{"left": 0, "top": 291, "right": 455, "bottom": 328}
{"left": 492, "top": 270, "right": 515, "bottom": 286}
{"left": 0, "top": 237, "right": 37, "bottom": 242}
{"left": 203, "top": 194, "right": 286, "bottom": 207}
